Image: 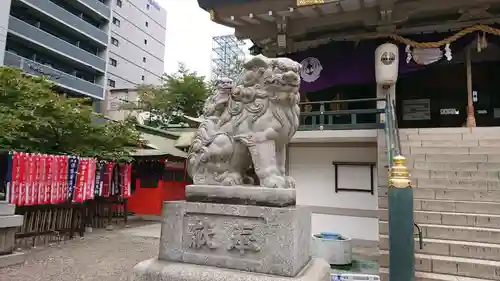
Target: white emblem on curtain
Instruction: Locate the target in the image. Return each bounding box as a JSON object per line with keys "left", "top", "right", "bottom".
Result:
{"left": 300, "top": 57, "right": 323, "bottom": 83}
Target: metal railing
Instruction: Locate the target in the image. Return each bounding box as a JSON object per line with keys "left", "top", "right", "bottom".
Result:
{"left": 298, "top": 97, "right": 385, "bottom": 131}
{"left": 384, "top": 95, "right": 402, "bottom": 165}
{"left": 385, "top": 90, "right": 419, "bottom": 281}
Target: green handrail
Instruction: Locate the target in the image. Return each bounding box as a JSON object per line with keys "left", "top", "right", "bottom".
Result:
{"left": 298, "top": 97, "right": 385, "bottom": 130}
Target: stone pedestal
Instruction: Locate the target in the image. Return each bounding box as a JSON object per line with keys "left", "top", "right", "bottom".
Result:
{"left": 132, "top": 257, "right": 330, "bottom": 281}
{"left": 131, "top": 185, "right": 330, "bottom": 281}
{"left": 0, "top": 203, "right": 25, "bottom": 268}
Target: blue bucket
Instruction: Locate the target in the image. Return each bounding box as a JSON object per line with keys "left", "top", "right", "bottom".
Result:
{"left": 319, "top": 232, "right": 342, "bottom": 240}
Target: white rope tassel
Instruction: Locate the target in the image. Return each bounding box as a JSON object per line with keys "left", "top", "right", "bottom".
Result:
{"left": 444, "top": 44, "right": 452, "bottom": 61}
{"left": 405, "top": 45, "right": 412, "bottom": 63}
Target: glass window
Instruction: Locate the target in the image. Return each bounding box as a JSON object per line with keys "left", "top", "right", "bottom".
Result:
{"left": 108, "top": 79, "right": 116, "bottom": 87}
{"left": 116, "top": 0, "right": 122, "bottom": 7}
{"left": 111, "top": 37, "right": 119, "bottom": 46}
{"left": 112, "top": 17, "right": 120, "bottom": 26}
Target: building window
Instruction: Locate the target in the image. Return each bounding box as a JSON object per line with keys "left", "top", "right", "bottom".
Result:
{"left": 141, "top": 75, "right": 145, "bottom": 81}
{"left": 109, "top": 58, "right": 117, "bottom": 67}
{"left": 108, "top": 79, "right": 116, "bottom": 87}
{"left": 111, "top": 37, "right": 119, "bottom": 46}
{"left": 116, "top": 0, "right": 122, "bottom": 7}
{"left": 112, "top": 17, "right": 120, "bottom": 26}
{"left": 142, "top": 57, "right": 146, "bottom": 63}
{"left": 146, "top": 3, "right": 150, "bottom": 9}
{"left": 144, "top": 39, "right": 148, "bottom": 45}
{"left": 145, "top": 21, "right": 149, "bottom": 27}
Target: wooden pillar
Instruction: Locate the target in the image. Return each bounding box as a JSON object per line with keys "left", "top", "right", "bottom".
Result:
{"left": 466, "top": 47, "right": 476, "bottom": 127}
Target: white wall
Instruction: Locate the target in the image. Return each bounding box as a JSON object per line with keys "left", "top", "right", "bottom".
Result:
{"left": 288, "top": 145, "right": 379, "bottom": 242}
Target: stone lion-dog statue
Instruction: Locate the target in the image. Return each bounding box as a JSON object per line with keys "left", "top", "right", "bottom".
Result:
{"left": 187, "top": 55, "right": 301, "bottom": 189}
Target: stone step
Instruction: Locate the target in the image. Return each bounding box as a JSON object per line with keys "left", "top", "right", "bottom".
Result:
{"left": 378, "top": 198, "right": 500, "bottom": 215}
{"left": 410, "top": 161, "right": 500, "bottom": 171}
{"left": 405, "top": 154, "right": 500, "bottom": 163}
{"left": 379, "top": 187, "right": 500, "bottom": 202}
{"left": 380, "top": 267, "right": 496, "bottom": 281}
{"left": 379, "top": 210, "right": 500, "bottom": 228}
{"left": 403, "top": 132, "right": 500, "bottom": 141}
{"left": 379, "top": 222, "right": 500, "bottom": 244}
{"left": 402, "top": 139, "right": 500, "bottom": 148}
{"left": 404, "top": 146, "right": 500, "bottom": 155}
{"left": 379, "top": 235, "right": 500, "bottom": 262}
{"left": 410, "top": 169, "right": 500, "bottom": 181}
{"left": 379, "top": 250, "right": 500, "bottom": 280}
{"left": 413, "top": 178, "right": 500, "bottom": 190}
{"left": 400, "top": 127, "right": 500, "bottom": 139}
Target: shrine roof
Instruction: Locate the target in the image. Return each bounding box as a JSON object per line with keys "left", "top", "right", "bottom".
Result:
{"left": 200, "top": 0, "right": 500, "bottom": 55}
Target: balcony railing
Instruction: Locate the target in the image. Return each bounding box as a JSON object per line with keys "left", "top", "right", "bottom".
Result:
{"left": 8, "top": 16, "right": 106, "bottom": 72}
{"left": 4, "top": 51, "right": 105, "bottom": 99}
{"left": 77, "top": 0, "right": 111, "bottom": 19}
{"left": 21, "top": 0, "right": 108, "bottom": 45}
{"left": 298, "top": 98, "right": 384, "bottom": 130}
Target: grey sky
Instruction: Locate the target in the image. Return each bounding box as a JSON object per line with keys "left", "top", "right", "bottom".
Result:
{"left": 157, "top": 0, "right": 235, "bottom": 79}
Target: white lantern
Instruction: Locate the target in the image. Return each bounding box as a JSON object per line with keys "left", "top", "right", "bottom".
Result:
{"left": 375, "top": 43, "right": 399, "bottom": 86}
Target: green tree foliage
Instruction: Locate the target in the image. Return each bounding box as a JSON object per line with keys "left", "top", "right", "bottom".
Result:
{"left": 136, "top": 63, "right": 210, "bottom": 128}
{"left": 0, "top": 67, "right": 141, "bottom": 161}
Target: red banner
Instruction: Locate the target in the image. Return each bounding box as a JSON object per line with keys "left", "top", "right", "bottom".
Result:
{"left": 102, "top": 163, "right": 113, "bottom": 198}
{"left": 57, "top": 156, "right": 66, "bottom": 203}
{"left": 32, "top": 155, "right": 41, "bottom": 205}
{"left": 121, "top": 164, "right": 132, "bottom": 198}
{"left": 10, "top": 152, "right": 20, "bottom": 205}
{"left": 18, "top": 153, "right": 28, "bottom": 206}
{"left": 86, "top": 159, "right": 96, "bottom": 200}
{"left": 38, "top": 155, "right": 46, "bottom": 205}
{"left": 50, "top": 156, "right": 59, "bottom": 204}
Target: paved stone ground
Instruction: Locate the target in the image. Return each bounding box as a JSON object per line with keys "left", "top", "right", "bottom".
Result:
{"left": 0, "top": 222, "right": 161, "bottom": 281}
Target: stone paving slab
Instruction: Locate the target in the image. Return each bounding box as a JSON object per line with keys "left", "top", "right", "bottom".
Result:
{"left": 119, "top": 223, "right": 161, "bottom": 238}
{"left": 0, "top": 224, "right": 160, "bottom": 281}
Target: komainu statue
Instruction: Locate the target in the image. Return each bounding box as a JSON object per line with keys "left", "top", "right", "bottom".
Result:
{"left": 187, "top": 55, "right": 301, "bottom": 189}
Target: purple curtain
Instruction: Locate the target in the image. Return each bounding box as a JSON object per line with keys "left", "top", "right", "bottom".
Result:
{"left": 286, "top": 32, "right": 479, "bottom": 94}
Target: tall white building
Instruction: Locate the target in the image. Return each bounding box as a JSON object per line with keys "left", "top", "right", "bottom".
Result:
{"left": 107, "top": 0, "right": 167, "bottom": 89}
{"left": 0, "top": 0, "right": 113, "bottom": 102}
{"left": 0, "top": 0, "right": 167, "bottom": 112}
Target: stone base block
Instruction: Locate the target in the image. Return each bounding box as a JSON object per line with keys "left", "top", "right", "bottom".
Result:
{"left": 185, "top": 185, "right": 296, "bottom": 207}
{"left": 0, "top": 215, "right": 23, "bottom": 228}
{"left": 0, "top": 204, "right": 15, "bottom": 216}
{"left": 131, "top": 258, "right": 331, "bottom": 281}
{"left": 0, "top": 227, "right": 16, "bottom": 255}
{"left": 0, "top": 252, "right": 25, "bottom": 269}
{"left": 159, "top": 201, "right": 311, "bottom": 277}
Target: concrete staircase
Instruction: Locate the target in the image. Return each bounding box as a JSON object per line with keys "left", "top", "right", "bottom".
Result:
{"left": 378, "top": 127, "right": 500, "bottom": 281}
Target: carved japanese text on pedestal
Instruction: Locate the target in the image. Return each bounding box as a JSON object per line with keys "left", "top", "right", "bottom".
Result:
{"left": 188, "top": 220, "right": 218, "bottom": 249}
{"left": 182, "top": 214, "right": 264, "bottom": 260}
{"left": 159, "top": 202, "right": 312, "bottom": 277}
{"left": 228, "top": 224, "right": 261, "bottom": 255}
